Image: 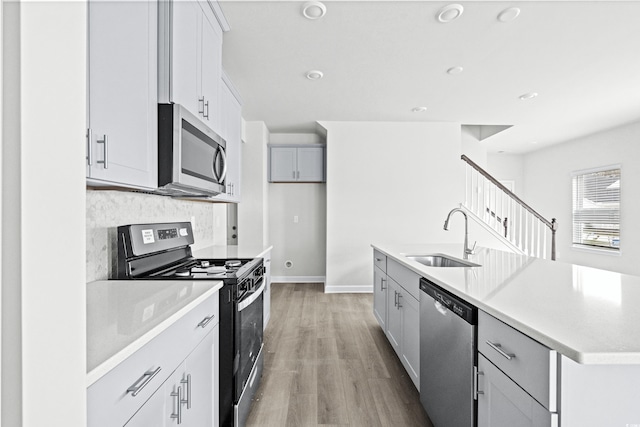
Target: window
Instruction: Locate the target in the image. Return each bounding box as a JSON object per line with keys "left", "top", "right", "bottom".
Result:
{"left": 572, "top": 166, "right": 620, "bottom": 251}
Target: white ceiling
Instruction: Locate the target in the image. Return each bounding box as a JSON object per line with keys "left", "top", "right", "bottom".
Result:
{"left": 219, "top": 1, "right": 640, "bottom": 153}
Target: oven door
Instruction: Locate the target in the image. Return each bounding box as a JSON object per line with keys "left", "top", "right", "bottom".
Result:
{"left": 235, "top": 277, "right": 264, "bottom": 401}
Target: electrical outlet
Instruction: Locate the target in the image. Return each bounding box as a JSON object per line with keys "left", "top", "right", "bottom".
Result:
{"left": 294, "top": 215, "right": 299, "bottom": 223}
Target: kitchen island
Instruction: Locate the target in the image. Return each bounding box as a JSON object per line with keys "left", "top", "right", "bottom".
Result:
{"left": 373, "top": 243, "right": 640, "bottom": 427}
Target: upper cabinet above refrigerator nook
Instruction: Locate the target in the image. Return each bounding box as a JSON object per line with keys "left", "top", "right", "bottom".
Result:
{"left": 87, "top": 0, "right": 158, "bottom": 190}
{"left": 159, "top": 0, "right": 230, "bottom": 133}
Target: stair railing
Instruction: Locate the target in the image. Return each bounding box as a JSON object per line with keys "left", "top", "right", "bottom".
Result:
{"left": 461, "top": 155, "right": 557, "bottom": 260}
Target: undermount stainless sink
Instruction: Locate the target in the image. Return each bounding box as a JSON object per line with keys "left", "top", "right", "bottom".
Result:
{"left": 405, "top": 254, "right": 481, "bottom": 268}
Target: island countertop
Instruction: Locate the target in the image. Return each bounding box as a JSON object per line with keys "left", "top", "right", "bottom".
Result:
{"left": 86, "top": 280, "right": 223, "bottom": 386}
{"left": 372, "top": 243, "right": 640, "bottom": 365}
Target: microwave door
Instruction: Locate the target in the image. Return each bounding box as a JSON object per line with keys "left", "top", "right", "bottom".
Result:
{"left": 179, "top": 122, "right": 225, "bottom": 193}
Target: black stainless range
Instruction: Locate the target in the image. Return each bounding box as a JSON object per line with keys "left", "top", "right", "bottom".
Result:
{"left": 116, "top": 221, "right": 264, "bottom": 427}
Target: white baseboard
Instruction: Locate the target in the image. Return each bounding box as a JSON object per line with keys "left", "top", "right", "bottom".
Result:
{"left": 271, "top": 276, "right": 326, "bottom": 283}
{"left": 324, "top": 285, "right": 373, "bottom": 294}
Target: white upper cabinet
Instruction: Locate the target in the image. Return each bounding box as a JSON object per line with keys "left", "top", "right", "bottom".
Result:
{"left": 87, "top": 0, "right": 158, "bottom": 189}
{"left": 268, "top": 145, "right": 326, "bottom": 182}
{"left": 214, "top": 73, "right": 242, "bottom": 202}
{"left": 160, "top": 0, "right": 226, "bottom": 132}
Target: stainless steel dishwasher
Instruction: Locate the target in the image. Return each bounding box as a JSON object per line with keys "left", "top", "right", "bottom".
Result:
{"left": 420, "top": 277, "right": 477, "bottom": 427}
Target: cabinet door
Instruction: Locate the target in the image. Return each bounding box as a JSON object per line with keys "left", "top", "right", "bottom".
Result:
{"left": 125, "top": 385, "right": 166, "bottom": 427}
{"left": 373, "top": 266, "right": 387, "bottom": 329}
{"left": 297, "top": 146, "right": 325, "bottom": 181}
{"left": 171, "top": 0, "right": 200, "bottom": 117}
{"left": 385, "top": 278, "right": 402, "bottom": 356}
{"left": 269, "top": 147, "right": 297, "bottom": 181}
{"left": 214, "top": 79, "right": 242, "bottom": 202}
{"left": 87, "top": 0, "right": 157, "bottom": 188}
{"left": 478, "top": 354, "right": 556, "bottom": 427}
{"left": 400, "top": 292, "right": 420, "bottom": 389}
{"left": 200, "top": 10, "right": 222, "bottom": 130}
{"left": 263, "top": 251, "right": 272, "bottom": 330}
{"left": 184, "top": 332, "right": 214, "bottom": 426}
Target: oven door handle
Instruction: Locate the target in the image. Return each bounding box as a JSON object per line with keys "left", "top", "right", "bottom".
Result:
{"left": 237, "top": 279, "right": 265, "bottom": 312}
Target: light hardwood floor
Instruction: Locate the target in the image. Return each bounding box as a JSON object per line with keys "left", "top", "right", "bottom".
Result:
{"left": 246, "top": 283, "right": 433, "bottom": 427}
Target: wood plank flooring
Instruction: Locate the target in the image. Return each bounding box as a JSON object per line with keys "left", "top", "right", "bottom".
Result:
{"left": 246, "top": 283, "right": 433, "bottom": 427}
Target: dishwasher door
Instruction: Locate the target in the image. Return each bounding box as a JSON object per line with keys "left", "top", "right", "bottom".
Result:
{"left": 419, "top": 278, "right": 477, "bottom": 427}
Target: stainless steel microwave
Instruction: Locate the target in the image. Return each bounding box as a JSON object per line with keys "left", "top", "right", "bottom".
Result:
{"left": 158, "top": 103, "right": 226, "bottom": 197}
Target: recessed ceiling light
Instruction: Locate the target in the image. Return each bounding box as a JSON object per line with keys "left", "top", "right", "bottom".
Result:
{"left": 498, "top": 7, "right": 521, "bottom": 23}
{"left": 306, "top": 70, "right": 324, "bottom": 80}
{"left": 437, "top": 4, "right": 464, "bottom": 23}
{"left": 447, "top": 66, "right": 464, "bottom": 75}
{"left": 412, "top": 107, "right": 428, "bottom": 113}
{"left": 302, "top": 1, "right": 326, "bottom": 20}
{"left": 519, "top": 92, "right": 538, "bottom": 100}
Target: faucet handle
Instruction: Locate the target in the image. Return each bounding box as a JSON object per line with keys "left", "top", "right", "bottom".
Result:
{"left": 468, "top": 241, "right": 477, "bottom": 254}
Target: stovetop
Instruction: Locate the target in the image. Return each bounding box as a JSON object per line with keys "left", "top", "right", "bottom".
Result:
{"left": 146, "top": 257, "right": 261, "bottom": 281}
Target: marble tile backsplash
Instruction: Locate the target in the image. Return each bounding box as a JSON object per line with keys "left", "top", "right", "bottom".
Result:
{"left": 86, "top": 190, "right": 217, "bottom": 282}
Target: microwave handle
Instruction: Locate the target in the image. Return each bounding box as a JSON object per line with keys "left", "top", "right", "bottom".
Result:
{"left": 217, "top": 146, "right": 228, "bottom": 183}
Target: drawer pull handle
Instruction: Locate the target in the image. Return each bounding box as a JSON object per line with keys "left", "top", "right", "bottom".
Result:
{"left": 197, "top": 314, "right": 215, "bottom": 328}
{"left": 375, "top": 257, "right": 383, "bottom": 262}
{"left": 486, "top": 341, "right": 515, "bottom": 360}
{"left": 171, "top": 386, "right": 183, "bottom": 424}
{"left": 127, "top": 366, "right": 162, "bottom": 396}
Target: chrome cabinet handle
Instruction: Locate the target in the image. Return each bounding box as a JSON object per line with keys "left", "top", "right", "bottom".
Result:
{"left": 486, "top": 340, "right": 515, "bottom": 360}
{"left": 297, "top": 170, "right": 300, "bottom": 179}
{"left": 375, "top": 257, "right": 382, "bottom": 262}
{"left": 381, "top": 277, "right": 386, "bottom": 291}
{"left": 474, "top": 366, "right": 484, "bottom": 400}
{"left": 97, "top": 135, "right": 108, "bottom": 169}
{"left": 198, "top": 96, "right": 205, "bottom": 115}
{"left": 394, "top": 290, "right": 398, "bottom": 307}
{"left": 86, "top": 128, "right": 92, "bottom": 166}
{"left": 197, "top": 314, "right": 215, "bottom": 328}
{"left": 180, "top": 374, "right": 191, "bottom": 409}
{"left": 397, "top": 293, "right": 403, "bottom": 309}
{"left": 204, "top": 100, "right": 209, "bottom": 119}
{"left": 126, "top": 366, "right": 161, "bottom": 397}
{"left": 171, "top": 386, "right": 182, "bottom": 424}
{"left": 292, "top": 170, "right": 296, "bottom": 179}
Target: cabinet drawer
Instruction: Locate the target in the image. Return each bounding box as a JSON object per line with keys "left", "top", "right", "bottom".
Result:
{"left": 387, "top": 258, "right": 420, "bottom": 300}
{"left": 88, "top": 292, "right": 218, "bottom": 426}
{"left": 373, "top": 250, "right": 387, "bottom": 272}
{"left": 478, "top": 311, "right": 557, "bottom": 411}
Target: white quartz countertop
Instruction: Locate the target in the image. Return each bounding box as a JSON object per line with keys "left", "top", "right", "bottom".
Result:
{"left": 193, "top": 244, "right": 273, "bottom": 260}
{"left": 86, "top": 280, "right": 223, "bottom": 386}
{"left": 372, "top": 243, "right": 640, "bottom": 365}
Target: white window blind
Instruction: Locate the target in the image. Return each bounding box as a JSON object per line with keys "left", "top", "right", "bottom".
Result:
{"left": 572, "top": 167, "right": 620, "bottom": 250}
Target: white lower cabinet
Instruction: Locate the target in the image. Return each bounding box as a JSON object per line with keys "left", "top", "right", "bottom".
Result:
{"left": 477, "top": 354, "right": 557, "bottom": 427}
{"left": 88, "top": 293, "right": 219, "bottom": 427}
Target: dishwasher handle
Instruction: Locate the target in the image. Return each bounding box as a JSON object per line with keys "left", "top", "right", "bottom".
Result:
{"left": 434, "top": 300, "right": 449, "bottom": 316}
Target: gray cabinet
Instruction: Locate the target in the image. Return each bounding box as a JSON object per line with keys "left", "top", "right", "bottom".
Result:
{"left": 477, "top": 354, "right": 556, "bottom": 427}
{"left": 263, "top": 249, "right": 272, "bottom": 330}
{"left": 477, "top": 311, "right": 558, "bottom": 427}
{"left": 268, "top": 145, "right": 325, "bottom": 182}
{"left": 87, "top": 0, "right": 157, "bottom": 189}
{"left": 373, "top": 252, "right": 420, "bottom": 390}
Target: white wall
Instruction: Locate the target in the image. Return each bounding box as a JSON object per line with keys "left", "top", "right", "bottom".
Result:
{"left": 321, "top": 121, "right": 464, "bottom": 292}
{"left": 522, "top": 120, "right": 640, "bottom": 275}
{"left": 2, "top": 2, "right": 87, "bottom": 425}
{"left": 238, "top": 121, "right": 270, "bottom": 248}
{"left": 268, "top": 133, "right": 326, "bottom": 280}
{"left": 487, "top": 153, "right": 525, "bottom": 195}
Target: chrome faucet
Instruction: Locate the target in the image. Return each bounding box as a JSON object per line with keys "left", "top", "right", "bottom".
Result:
{"left": 443, "top": 208, "right": 476, "bottom": 259}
